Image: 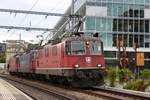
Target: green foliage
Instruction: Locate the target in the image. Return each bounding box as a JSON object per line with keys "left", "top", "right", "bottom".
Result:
{"left": 140, "top": 69, "right": 150, "bottom": 80}
{"left": 26, "top": 44, "right": 40, "bottom": 52}
{"left": 0, "top": 53, "right": 5, "bottom": 63}
{"left": 123, "top": 80, "right": 145, "bottom": 91}
{"left": 107, "top": 67, "right": 117, "bottom": 87}
{"left": 118, "top": 68, "right": 133, "bottom": 83}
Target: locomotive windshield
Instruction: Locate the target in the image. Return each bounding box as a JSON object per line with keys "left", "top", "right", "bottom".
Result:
{"left": 66, "top": 40, "right": 103, "bottom": 55}
{"left": 66, "top": 41, "right": 85, "bottom": 55}
{"left": 90, "top": 41, "right": 102, "bottom": 55}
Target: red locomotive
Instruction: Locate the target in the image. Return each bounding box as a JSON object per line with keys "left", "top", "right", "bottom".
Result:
{"left": 8, "top": 34, "right": 105, "bottom": 87}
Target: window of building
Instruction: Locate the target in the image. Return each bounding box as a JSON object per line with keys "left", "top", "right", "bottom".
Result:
{"left": 106, "top": 19, "right": 113, "bottom": 31}
{"left": 107, "top": 0, "right": 112, "bottom": 2}
{"left": 139, "top": 35, "right": 144, "bottom": 47}
{"left": 123, "top": 34, "right": 128, "bottom": 47}
{"left": 135, "top": 0, "right": 144, "bottom": 4}
{"left": 129, "top": 9, "right": 133, "bottom": 17}
{"left": 134, "top": 35, "right": 139, "bottom": 43}
{"left": 118, "top": 19, "right": 123, "bottom": 31}
{"left": 145, "top": 43, "right": 149, "bottom": 48}
{"left": 101, "top": 33, "right": 107, "bottom": 46}
{"left": 145, "top": 20, "right": 149, "bottom": 33}
{"left": 104, "top": 51, "right": 116, "bottom": 58}
{"left": 134, "top": 20, "right": 139, "bottom": 32}
{"left": 134, "top": 9, "right": 139, "bottom": 17}
{"left": 128, "top": 0, "right": 134, "bottom": 4}
{"left": 129, "top": 19, "right": 134, "bottom": 32}
{"left": 86, "top": 17, "right": 95, "bottom": 30}
{"left": 123, "top": 5, "right": 129, "bottom": 17}
{"left": 113, "top": 0, "right": 118, "bottom": 3}
{"left": 113, "top": 34, "right": 117, "bottom": 46}
{"left": 52, "top": 46, "right": 57, "bottom": 56}
{"left": 145, "top": 35, "right": 150, "bottom": 42}
{"left": 140, "top": 10, "right": 144, "bottom": 18}
{"left": 107, "top": 4, "right": 113, "bottom": 16}
{"left": 113, "top": 19, "right": 117, "bottom": 31}
{"left": 140, "top": 20, "right": 144, "bottom": 32}
{"left": 118, "top": 4, "right": 124, "bottom": 16}
{"left": 113, "top": 4, "right": 118, "bottom": 16}
{"left": 107, "top": 33, "right": 113, "bottom": 47}
{"left": 124, "top": 19, "right": 128, "bottom": 32}
{"left": 129, "top": 35, "right": 133, "bottom": 47}
{"left": 96, "top": 17, "right": 101, "bottom": 31}
{"left": 101, "top": 18, "right": 106, "bottom": 31}
{"left": 145, "top": 52, "right": 150, "bottom": 59}
{"left": 145, "top": 0, "right": 150, "bottom": 4}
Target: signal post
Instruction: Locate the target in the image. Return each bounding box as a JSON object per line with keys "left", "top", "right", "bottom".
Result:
{"left": 133, "top": 43, "right": 144, "bottom": 78}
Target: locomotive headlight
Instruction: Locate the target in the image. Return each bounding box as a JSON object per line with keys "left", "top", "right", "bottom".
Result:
{"left": 97, "top": 64, "right": 102, "bottom": 67}
{"left": 74, "top": 64, "right": 80, "bottom": 68}
{"left": 85, "top": 41, "right": 89, "bottom": 45}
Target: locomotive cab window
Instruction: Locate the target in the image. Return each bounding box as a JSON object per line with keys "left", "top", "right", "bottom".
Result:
{"left": 52, "top": 46, "right": 57, "bottom": 56}
{"left": 31, "top": 52, "right": 35, "bottom": 60}
{"left": 90, "top": 41, "right": 102, "bottom": 55}
{"left": 45, "top": 48, "right": 49, "bottom": 57}
{"left": 65, "top": 41, "right": 71, "bottom": 55}
{"left": 66, "top": 41, "right": 85, "bottom": 55}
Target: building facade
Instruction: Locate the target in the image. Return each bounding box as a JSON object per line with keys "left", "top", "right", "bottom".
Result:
{"left": 0, "top": 43, "right": 6, "bottom": 53}
{"left": 70, "top": 0, "right": 150, "bottom": 68}
{"left": 5, "top": 40, "right": 29, "bottom": 63}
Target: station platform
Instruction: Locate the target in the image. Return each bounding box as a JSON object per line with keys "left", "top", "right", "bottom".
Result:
{"left": 0, "top": 78, "right": 33, "bottom": 100}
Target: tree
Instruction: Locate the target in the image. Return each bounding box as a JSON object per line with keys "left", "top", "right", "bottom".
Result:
{"left": 0, "top": 53, "right": 6, "bottom": 63}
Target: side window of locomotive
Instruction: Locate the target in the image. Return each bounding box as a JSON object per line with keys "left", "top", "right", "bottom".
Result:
{"left": 52, "top": 46, "right": 57, "bottom": 56}
{"left": 90, "top": 41, "right": 102, "bottom": 55}
{"left": 38, "top": 50, "right": 42, "bottom": 58}
{"left": 31, "top": 52, "right": 35, "bottom": 60}
{"left": 65, "top": 42, "right": 71, "bottom": 55}
{"left": 71, "top": 41, "right": 85, "bottom": 55}
{"left": 45, "top": 48, "right": 49, "bottom": 57}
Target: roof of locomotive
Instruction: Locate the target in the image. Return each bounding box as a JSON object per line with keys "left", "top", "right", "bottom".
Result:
{"left": 62, "top": 36, "right": 102, "bottom": 42}
{"left": 44, "top": 36, "right": 102, "bottom": 47}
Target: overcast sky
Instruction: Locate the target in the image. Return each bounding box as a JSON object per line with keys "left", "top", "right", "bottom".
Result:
{"left": 0, "top": 0, "right": 71, "bottom": 43}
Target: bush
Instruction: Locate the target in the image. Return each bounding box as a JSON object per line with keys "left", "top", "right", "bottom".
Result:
{"left": 118, "top": 68, "right": 133, "bottom": 83}
{"left": 140, "top": 69, "right": 150, "bottom": 80}
{"left": 107, "top": 67, "right": 117, "bottom": 87}
{"left": 123, "top": 80, "right": 145, "bottom": 91}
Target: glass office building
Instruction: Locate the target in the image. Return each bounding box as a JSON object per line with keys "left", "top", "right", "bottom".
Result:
{"left": 72, "top": 0, "right": 150, "bottom": 67}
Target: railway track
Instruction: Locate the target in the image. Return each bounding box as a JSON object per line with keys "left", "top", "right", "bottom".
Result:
{"left": 82, "top": 87, "right": 150, "bottom": 100}
{"left": 95, "top": 87, "right": 150, "bottom": 100}
{"left": 0, "top": 74, "right": 78, "bottom": 100}
{"left": 1, "top": 74, "right": 150, "bottom": 100}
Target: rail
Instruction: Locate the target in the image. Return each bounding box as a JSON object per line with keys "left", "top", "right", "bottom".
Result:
{"left": 0, "top": 74, "right": 77, "bottom": 100}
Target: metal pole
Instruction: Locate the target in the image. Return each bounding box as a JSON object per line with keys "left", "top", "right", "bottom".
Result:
{"left": 134, "top": 43, "right": 138, "bottom": 79}
{"left": 71, "top": 0, "right": 75, "bottom": 28}
{"left": 19, "top": 34, "right": 21, "bottom": 40}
